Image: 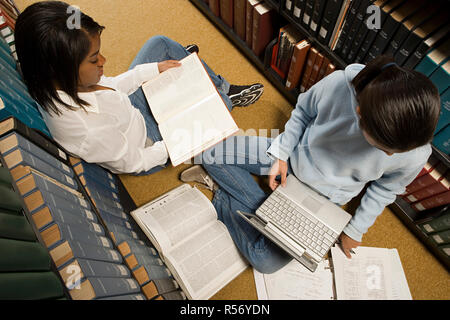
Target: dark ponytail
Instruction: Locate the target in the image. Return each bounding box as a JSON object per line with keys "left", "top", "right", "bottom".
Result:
{"left": 352, "top": 55, "right": 441, "bottom": 152}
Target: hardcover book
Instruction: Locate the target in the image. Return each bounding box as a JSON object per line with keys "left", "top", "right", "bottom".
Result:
{"left": 141, "top": 53, "right": 238, "bottom": 167}
{"left": 131, "top": 184, "right": 248, "bottom": 300}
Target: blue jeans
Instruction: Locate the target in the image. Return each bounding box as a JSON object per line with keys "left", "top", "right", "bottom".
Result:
{"left": 128, "top": 35, "right": 233, "bottom": 175}
{"left": 201, "top": 135, "right": 293, "bottom": 274}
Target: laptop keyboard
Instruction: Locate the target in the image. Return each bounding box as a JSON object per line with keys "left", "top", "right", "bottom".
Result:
{"left": 258, "top": 191, "right": 339, "bottom": 258}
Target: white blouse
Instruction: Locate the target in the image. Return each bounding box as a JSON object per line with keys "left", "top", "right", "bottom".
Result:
{"left": 40, "top": 63, "right": 169, "bottom": 174}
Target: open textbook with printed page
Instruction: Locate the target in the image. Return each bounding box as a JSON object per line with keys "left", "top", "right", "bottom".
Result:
{"left": 254, "top": 246, "right": 412, "bottom": 300}
{"left": 131, "top": 184, "right": 248, "bottom": 300}
{"left": 141, "top": 53, "right": 239, "bottom": 166}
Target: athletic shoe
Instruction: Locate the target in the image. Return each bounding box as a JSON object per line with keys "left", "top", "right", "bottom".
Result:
{"left": 185, "top": 44, "right": 199, "bottom": 54}
{"left": 228, "top": 83, "right": 264, "bottom": 107}
{"left": 180, "top": 165, "right": 218, "bottom": 191}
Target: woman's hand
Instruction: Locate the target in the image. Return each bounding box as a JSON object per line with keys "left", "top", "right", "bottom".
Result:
{"left": 338, "top": 233, "right": 361, "bottom": 259}
{"left": 157, "top": 60, "right": 181, "bottom": 73}
{"left": 268, "top": 159, "right": 288, "bottom": 191}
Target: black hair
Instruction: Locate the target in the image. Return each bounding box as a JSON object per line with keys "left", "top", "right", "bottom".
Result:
{"left": 15, "top": 1, "right": 105, "bottom": 115}
{"left": 352, "top": 55, "right": 441, "bottom": 152}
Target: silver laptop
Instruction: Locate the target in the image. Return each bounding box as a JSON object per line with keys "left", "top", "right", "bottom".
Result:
{"left": 237, "top": 175, "right": 352, "bottom": 272}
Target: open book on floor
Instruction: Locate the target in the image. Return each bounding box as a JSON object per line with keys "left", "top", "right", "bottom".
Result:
{"left": 130, "top": 184, "right": 248, "bottom": 300}
{"left": 141, "top": 53, "right": 239, "bottom": 166}
{"left": 254, "top": 246, "right": 412, "bottom": 300}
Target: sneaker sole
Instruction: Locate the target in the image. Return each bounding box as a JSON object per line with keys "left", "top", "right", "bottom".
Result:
{"left": 230, "top": 85, "right": 264, "bottom": 107}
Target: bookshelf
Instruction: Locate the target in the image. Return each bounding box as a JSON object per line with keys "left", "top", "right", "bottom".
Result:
{"left": 189, "top": 0, "right": 450, "bottom": 270}
{"left": 390, "top": 146, "right": 450, "bottom": 271}
{"left": 0, "top": 124, "right": 181, "bottom": 299}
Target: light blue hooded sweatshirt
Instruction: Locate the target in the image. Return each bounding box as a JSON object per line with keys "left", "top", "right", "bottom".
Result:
{"left": 267, "top": 63, "right": 431, "bottom": 242}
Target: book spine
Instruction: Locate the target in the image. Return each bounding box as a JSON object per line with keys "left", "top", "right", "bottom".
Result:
{"left": 108, "top": 223, "right": 140, "bottom": 243}
{"left": 209, "top": 0, "right": 220, "bottom": 17}
{"left": 125, "top": 253, "right": 165, "bottom": 271}
{"left": 286, "top": 41, "right": 311, "bottom": 90}
{"left": 306, "top": 52, "right": 324, "bottom": 90}
{"left": 432, "top": 125, "right": 450, "bottom": 155}
{"left": 142, "top": 278, "right": 179, "bottom": 299}
{"left": 404, "top": 177, "right": 450, "bottom": 204}
{"left": 0, "top": 132, "right": 71, "bottom": 175}
{"left": 292, "top": 0, "right": 307, "bottom": 21}
{"left": 252, "top": 5, "right": 274, "bottom": 56}
{"left": 0, "top": 238, "right": 51, "bottom": 272}
{"left": 418, "top": 212, "right": 450, "bottom": 234}
{"left": 434, "top": 88, "right": 449, "bottom": 135}
{"left": 245, "top": 0, "right": 256, "bottom": 47}
{"left": 16, "top": 172, "right": 81, "bottom": 204}
{"left": 132, "top": 263, "right": 172, "bottom": 285}
{"left": 317, "top": 56, "right": 330, "bottom": 82}
{"left": 97, "top": 208, "right": 133, "bottom": 230}
{"left": 220, "top": 0, "right": 234, "bottom": 28}
{"left": 117, "top": 238, "right": 158, "bottom": 258}
{"left": 75, "top": 258, "right": 131, "bottom": 278}
{"left": 412, "top": 190, "right": 450, "bottom": 212}
{"left": 234, "top": 0, "right": 247, "bottom": 40}
{"left": 429, "top": 61, "right": 450, "bottom": 95}
{"left": 317, "top": 0, "right": 344, "bottom": 45}
{"left": 355, "top": 1, "right": 392, "bottom": 63}
{"left": 50, "top": 240, "right": 122, "bottom": 269}
{"left": 309, "top": 0, "right": 328, "bottom": 37}
{"left": 3, "top": 148, "right": 77, "bottom": 189}
{"left": 157, "top": 290, "right": 187, "bottom": 300}
{"left": 40, "top": 221, "right": 112, "bottom": 250}
{"left": 32, "top": 206, "right": 102, "bottom": 235}
{"left": 97, "top": 293, "right": 146, "bottom": 300}
{"left": 364, "top": 12, "right": 399, "bottom": 63}
{"left": 78, "top": 175, "right": 120, "bottom": 201}
{"left": 0, "top": 183, "right": 23, "bottom": 212}
{"left": 284, "top": 0, "right": 294, "bottom": 13}
{"left": 405, "top": 163, "right": 448, "bottom": 194}
{"left": 299, "top": 47, "right": 318, "bottom": 93}
{"left": 344, "top": 0, "right": 372, "bottom": 63}
{"left": 85, "top": 276, "right": 141, "bottom": 299}
{"left": 437, "top": 243, "right": 450, "bottom": 257}
{"left": 334, "top": 0, "right": 361, "bottom": 54}
{"left": 383, "top": 21, "right": 411, "bottom": 58}
{"left": 300, "top": 0, "right": 314, "bottom": 30}
{"left": 0, "top": 271, "right": 65, "bottom": 299}
{"left": 0, "top": 210, "right": 36, "bottom": 241}
{"left": 429, "top": 229, "right": 450, "bottom": 246}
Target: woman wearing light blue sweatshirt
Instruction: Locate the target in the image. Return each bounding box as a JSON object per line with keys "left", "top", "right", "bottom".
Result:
{"left": 181, "top": 55, "right": 441, "bottom": 273}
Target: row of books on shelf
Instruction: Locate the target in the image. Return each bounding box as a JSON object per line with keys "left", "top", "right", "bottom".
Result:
{"left": 0, "top": 166, "right": 67, "bottom": 299}
{"left": 0, "top": 116, "right": 186, "bottom": 300}
{"left": 208, "top": 0, "right": 450, "bottom": 72}
{"left": 0, "top": 0, "right": 18, "bottom": 62}
{"left": 413, "top": 205, "right": 450, "bottom": 258}
{"left": 281, "top": 0, "right": 450, "bottom": 70}
{"left": 270, "top": 24, "right": 335, "bottom": 92}
{"left": 207, "top": 0, "right": 278, "bottom": 56}
{"left": 0, "top": 23, "right": 51, "bottom": 138}
{"left": 401, "top": 155, "right": 450, "bottom": 212}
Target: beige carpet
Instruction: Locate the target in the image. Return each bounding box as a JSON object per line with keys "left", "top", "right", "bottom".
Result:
{"left": 16, "top": 0, "right": 450, "bottom": 300}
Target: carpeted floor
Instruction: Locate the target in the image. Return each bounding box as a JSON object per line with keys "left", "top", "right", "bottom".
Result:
{"left": 16, "top": 0, "right": 450, "bottom": 300}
